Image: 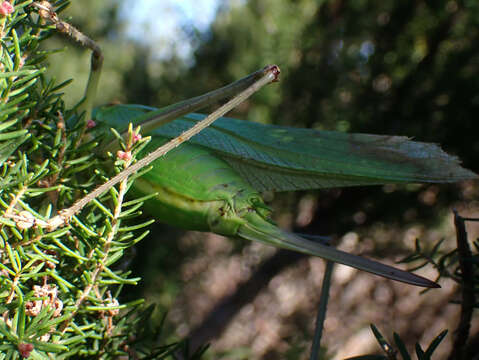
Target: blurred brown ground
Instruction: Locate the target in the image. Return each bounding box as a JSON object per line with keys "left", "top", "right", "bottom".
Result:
{"left": 156, "top": 181, "right": 479, "bottom": 359}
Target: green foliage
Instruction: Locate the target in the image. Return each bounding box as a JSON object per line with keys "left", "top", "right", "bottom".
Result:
{"left": 0, "top": 2, "right": 205, "bottom": 358}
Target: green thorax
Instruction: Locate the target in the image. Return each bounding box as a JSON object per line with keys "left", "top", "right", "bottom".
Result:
{"left": 133, "top": 136, "right": 270, "bottom": 236}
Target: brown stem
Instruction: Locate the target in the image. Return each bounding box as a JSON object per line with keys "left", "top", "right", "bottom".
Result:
{"left": 448, "top": 210, "right": 476, "bottom": 360}
{"left": 32, "top": 1, "right": 104, "bottom": 147}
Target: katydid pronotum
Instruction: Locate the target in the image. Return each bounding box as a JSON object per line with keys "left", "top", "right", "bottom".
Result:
{"left": 8, "top": 3, "right": 478, "bottom": 289}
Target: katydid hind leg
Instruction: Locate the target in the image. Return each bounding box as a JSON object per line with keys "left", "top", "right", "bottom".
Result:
{"left": 237, "top": 214, "right": 439, "bottom": 288}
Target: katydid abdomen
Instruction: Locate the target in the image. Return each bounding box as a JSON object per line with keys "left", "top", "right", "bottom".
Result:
{"left": 131, "top": 134, "right": 439, "bottom": 288}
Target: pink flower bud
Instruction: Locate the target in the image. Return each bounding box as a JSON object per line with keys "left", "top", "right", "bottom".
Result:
{"left": 132, "top": 132, "right": 142, "bottom": 144}
{"left": 0, "top": 2, "right": 14, "bottom": 16}
{"left": 117, "top": 150, "right": 132, "bottom": 162}
{"left": 87, "top": 120, "right": 96, "bottom": 128}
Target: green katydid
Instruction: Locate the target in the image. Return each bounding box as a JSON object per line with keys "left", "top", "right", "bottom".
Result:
{"left": 91, "top": 98, "right": 477, "bottom": 288}
{"left": 27, "top": 5, "right": 477, "bottom": 289}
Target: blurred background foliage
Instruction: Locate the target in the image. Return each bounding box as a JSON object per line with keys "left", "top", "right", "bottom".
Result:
{"left": 46, "top": 0, "right": 478, "bottom": 358}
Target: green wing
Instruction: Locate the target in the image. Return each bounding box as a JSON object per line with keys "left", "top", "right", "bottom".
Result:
{"left": 94, "top": 104, "right": 477, "bottom": 192}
